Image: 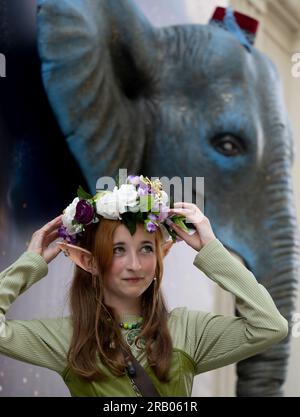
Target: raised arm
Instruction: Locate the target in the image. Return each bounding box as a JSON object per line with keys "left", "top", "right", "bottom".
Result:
{"left": 0, "top": 216, "right": 69, "bottom": 375}
{"left": 167, "top": 203, "right": 288, "bottom": 374}
{"left": 188, "top": 238, "right": 288, "bottom": 374}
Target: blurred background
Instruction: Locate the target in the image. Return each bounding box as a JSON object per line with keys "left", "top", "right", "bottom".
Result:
{"left": 0, "top": 0, "right": 299, "bottom": 397}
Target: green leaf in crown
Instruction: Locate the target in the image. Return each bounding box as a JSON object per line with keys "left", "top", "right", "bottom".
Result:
{"left": 121, "top": 211, "right": 137, "bottom": 236}
{"left": 115, "top": 173, "right": 121, "bottom": 188}
{"left": 172, "top": 215, "right": 190, "bottom": 233}
{"left": 163, "top": 215, "right": 191, "bottom": 243}
{"left": 77, "top": 185, "right": 93, "bottom": 200}
{"left": 139, "top": 195, "right": 155, "bottom": 212}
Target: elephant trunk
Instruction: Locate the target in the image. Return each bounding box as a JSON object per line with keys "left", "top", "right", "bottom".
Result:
{"left": 237, "top": 145, "right": 300, "bottom": 396}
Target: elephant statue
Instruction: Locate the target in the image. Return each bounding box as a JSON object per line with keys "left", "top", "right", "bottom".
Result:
{"left": 1, "top": 0, "right": 299, "bottom": 396}
{"left": 0, "top": 0, "right": 89, "bottom": 249}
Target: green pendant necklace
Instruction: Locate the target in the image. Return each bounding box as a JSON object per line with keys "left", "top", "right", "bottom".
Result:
{"left": 119, "top": 319, "right": 144, "bottom": 347}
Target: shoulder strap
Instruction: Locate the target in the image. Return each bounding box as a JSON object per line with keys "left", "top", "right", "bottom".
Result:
{"left": 121, "top": 346, "right": 161, "bottom": 397}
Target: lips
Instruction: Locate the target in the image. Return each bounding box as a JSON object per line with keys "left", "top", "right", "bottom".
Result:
{"left": 122, "top": 277, "right": 144, "bottom": 283}
{"left": 123, "top": 277, "right": 143, "bottom": 280}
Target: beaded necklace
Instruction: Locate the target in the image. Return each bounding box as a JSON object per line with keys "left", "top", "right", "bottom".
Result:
{"left": 119, "top": 320, "right": 143, "bottom": 330}
{"left": 119, "top": 319, "right": 144, "bottom": 348}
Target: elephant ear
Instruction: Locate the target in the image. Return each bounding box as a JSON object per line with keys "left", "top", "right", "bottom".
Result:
{"left": 37, "top": 0, "right": 157, "bottom": 191}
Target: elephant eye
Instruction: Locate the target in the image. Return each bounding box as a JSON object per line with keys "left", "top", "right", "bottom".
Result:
{"left": 211, "top": 134, "right": 246, "bottom": 157}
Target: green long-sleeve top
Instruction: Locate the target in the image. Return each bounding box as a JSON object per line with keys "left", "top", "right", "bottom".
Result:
{"left": 0, "top": 239, "right": 288, "bottom": 397}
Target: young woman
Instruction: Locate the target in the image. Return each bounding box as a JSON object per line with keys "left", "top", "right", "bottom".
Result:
{"left": 0, "top": 176, "right": 288, "bottom": 397}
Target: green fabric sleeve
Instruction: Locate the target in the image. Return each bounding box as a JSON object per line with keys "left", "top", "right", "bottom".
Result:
{"left": 0, "top": 240, "right": 290, "bottom": 382}
{"left": 0, "top": 252, "right": 69, "bottom": 375}
{"left": 180, "top": 238, "right": 288, "bottom": 375}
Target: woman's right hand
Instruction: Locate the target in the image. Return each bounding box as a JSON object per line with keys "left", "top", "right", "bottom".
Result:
{"left": 26, "top": 215, "right": 63, "bottom": 264}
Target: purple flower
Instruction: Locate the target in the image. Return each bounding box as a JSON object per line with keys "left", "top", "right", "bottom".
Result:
{"left": 151, "top": 201, "right": 159, "bottom": 212}
{"left": 127, "top": 175, "right": 140, "bottom": 186}
{"left": 158, "top": 211, "right": 169, "bottom": 222}
{"left": 148, "top": 214, "right": 158, "bottom": 222}
{"left": 58, "top": 225, "right": 77, "bottom": 244}
{"left": 158, "top": 204, "right": 169, "bottom": 222}
{"left": 137, "top": 187, "right": 148, "bottom": 197}
{"left": 138, "top": 181, "right": 152, "bottom": 194}
{"left": 75, "top": 200, "right": 94, "bottom": 224}
{"left": 146, "top": 221, "right": 157, "bottom": 233}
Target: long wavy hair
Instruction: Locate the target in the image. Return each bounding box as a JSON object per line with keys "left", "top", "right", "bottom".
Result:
{"left": 67, "top": 217, "right": 174, "bottom": 382}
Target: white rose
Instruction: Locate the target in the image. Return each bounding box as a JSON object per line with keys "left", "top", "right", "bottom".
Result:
{"left": 62, "top": 197, "right": 83, "bottom": 234}
{"left": 96, "top": 190, "right": 120, "bottom": 219}
{"left": 160, "top": 191, "right": 169, "bottom": 205}
{"left": 153, "top": 190, "right": 169, "bottom": 210}
{"left": 117, "top": 184, "right": 139, "bottom": 214}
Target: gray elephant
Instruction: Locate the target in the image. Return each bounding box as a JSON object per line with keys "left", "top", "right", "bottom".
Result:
{"left": 36, "top": 0, "right": 300, "bottom": 396}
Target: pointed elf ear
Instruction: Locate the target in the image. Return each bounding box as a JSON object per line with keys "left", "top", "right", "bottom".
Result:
{"left": 162, "top": 239, "right": 174, "bottom": 258}
{"left": 57, "top": 242, "right": 97, "bottom": 274}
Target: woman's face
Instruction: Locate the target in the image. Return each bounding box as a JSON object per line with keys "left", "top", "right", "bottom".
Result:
{"left": 102, "top": 223, "right": 157, "bottom": 310}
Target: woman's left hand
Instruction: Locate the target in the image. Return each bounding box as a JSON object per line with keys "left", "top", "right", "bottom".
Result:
{"left": 168, "top": 202, "right": 216, "bottom": 252}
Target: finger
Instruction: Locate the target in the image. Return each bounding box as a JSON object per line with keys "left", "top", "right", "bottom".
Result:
{"left": 52, "top": 214, "right": 63, "bottom": 220}
{"left": 40, "top": 215, "right": 63, "bottom": 234}
{"left": 174, "top": 202, "right": 204, "bottom": 215}
{"left": 174, "top": 202, "right": 194, "bottom": 208}
{"left": 30, "top": 217, "right": 62, "bottom": 250}
{"left": 169, "top": 220, "right": 189, "bottom": 237}
{"left": 194, "top": 213, "right": 206, "bottom": 223}
{"left": 168, "top": 208, "right": 190, "bottom": 215}
{"left": 44, "top": 244, "right": 62, "bottom": 264}
{"left": 168, "top": 209, "right": 205, "bottom": 227}
{"left": 49, "top": 214, "right": 63, "bottom": 224}
{"left": 28, "top": 229, "right": 45, "bottom": 251}
{"left": 46, "top": 215, "right": 63, "bottom": 224}
{"left": 171, "top": 221, "right": 200, "bottom": 246}
{"left": 44, "top": 230, "right": 60, "bottom": 246}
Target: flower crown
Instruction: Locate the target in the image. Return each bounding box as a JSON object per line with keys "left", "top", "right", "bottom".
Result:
{"left": 58, "top": 175, "right": 192, "bottom": 244}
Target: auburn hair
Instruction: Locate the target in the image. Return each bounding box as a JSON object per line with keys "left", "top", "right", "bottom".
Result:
{"left": 67, "top": 217, "right": 174, "bottom": 382}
